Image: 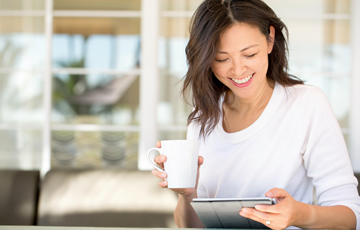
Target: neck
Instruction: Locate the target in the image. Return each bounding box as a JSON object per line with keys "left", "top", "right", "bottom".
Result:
{"left": 225, "top": 79, "right": 275, "bottom": 115}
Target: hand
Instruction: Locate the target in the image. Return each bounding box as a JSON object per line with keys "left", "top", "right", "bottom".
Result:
{"left": 151, "top": 141, "right": 204, "bottom": 198}
{"left": 239, "top": 188, "right": 304, "bottom": 229}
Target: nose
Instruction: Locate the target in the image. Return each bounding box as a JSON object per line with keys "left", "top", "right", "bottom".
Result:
{"left": 231, "top": 58, "right": 246, "bottom": 77}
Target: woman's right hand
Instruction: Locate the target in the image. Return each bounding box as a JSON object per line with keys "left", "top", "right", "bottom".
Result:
{"left": 151, "top": 140, "right": 204, "bottom": 198}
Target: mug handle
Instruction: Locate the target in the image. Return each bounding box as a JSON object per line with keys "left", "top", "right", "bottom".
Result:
{"left": 147, "top": 148, "right": 165, "bottom": 172}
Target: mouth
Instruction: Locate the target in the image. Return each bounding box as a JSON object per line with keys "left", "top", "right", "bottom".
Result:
{"left": 230, "top": 73, "right": 255, "bottom": 86}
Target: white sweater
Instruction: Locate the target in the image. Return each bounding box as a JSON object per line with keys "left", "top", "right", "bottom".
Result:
{"left": 187, "top": 82, "right": 360, "bottom": 229}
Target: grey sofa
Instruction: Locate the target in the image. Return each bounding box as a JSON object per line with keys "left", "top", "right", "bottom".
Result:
{"left": 0, "top": 169, "right": 178, "bottom": 227}
{"left": 1, "top": 169, "right": 359, "bottom": 227}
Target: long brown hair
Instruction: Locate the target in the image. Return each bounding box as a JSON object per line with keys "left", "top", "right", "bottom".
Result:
{"left": 182, "top": 0, "right": 303, "bottom": 138}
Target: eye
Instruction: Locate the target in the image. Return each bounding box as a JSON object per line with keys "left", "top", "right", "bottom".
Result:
{"left": 215, "top": 58, "right": 228, "bottom": 62}
{"left": 245, "top": 53, "right": 257, "bottom": 58}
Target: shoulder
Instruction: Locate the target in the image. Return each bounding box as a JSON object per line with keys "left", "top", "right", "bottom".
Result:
{"left": 284, "top": 83, "right": 323, "bottom": 97}
{"left": 287, "top": 84, "right": 337, "bottom": 132}
{"left": 283, "top": 84, "right": 330, "bottom": 108}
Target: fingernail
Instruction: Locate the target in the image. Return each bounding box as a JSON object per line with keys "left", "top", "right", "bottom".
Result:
{"left": 161, "top": 173, "right": 167, "bottom": 178}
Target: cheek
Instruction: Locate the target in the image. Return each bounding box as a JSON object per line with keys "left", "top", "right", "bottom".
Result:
{"left": 251, "top": 55, "right": 268, "bottom": 73}
{"left": 211, "top": 63, "right": 227, "bottom": 77}
{"left": 211, "top": 67, "right": 227, "bottom": 85}
{"left": 211, "top": 64, "right": 221, "bottom": 77}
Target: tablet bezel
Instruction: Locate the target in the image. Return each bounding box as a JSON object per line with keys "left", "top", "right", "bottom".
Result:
{"left": 190, "top": 197, "right": 275, "bottom": 229}
{"left": 192, "top": 197, "right": 275, "bottom": 203}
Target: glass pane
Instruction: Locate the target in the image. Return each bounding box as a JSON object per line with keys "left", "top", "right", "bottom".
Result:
{"left": 158, "top": 17, "right": 192, "bottom": 127}
{"left": 0, "top": 17, "right": 44, "bottom": 33}
{"left": 158, "top": 72, "right": 192, "bottom": 126}
{"left": 52, "top": 18, "right": 140, "bottom": 70}
{"left": 0, "top": 0, "right": 44, "bottom": 10}
{"left": 0, "top": 17, "right": 45, "bottom": 69}
{"left": 161, "top": 0, "right": 350, "bottom": 14}
{"left": 303, "top": 75, "right": 350, "bottom": 128}
{"left": 0, "top": 73, "right": 44, "bottom": 124}
{"left": 54, "top": 0, "right": 141, "bottom": 11}
{"left": 0, "top": 130, "right": 42, "bottom": 169}
{"left": 52, "top": 74, "right": 139, "bottom": 125}
{"left": 159, "top": 18, "right": 189, "bottom": 76}
{"left": 160, "top": 17, "right": 190, "bottom": 37}
{"left": 286, "top": 19, "right": 350, "bottom": 73}
{"left": 161, "top": 0, "right": 203, "bottom": 11}
{"left": 51, "top": 131, "right": 138, "bottom": 169}
{"left": 265, "top": 0, "right": 350, "bottom": 15}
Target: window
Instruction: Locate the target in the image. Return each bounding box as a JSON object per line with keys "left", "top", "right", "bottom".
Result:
{"left": 0, "top": 0, "right": 359, "bottom": 173}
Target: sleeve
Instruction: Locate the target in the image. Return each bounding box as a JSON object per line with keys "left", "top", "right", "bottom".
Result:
{"left": 299, "top": 85, "right": 360, "bottom": 229}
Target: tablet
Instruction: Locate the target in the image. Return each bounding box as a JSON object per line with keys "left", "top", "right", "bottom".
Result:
{"left": 190, "top": 197, "right": 275, "bottom": 229}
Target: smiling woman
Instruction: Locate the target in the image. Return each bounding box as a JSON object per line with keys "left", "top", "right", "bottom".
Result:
{"left": 182, "top": 0, "right": 304, "bottom": 138}
{"left": 151, "top": 0, "right": 360, "bottom": 229}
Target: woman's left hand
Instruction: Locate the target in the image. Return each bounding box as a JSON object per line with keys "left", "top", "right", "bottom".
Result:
{"left": 239, "top": 188, "right": 305, "bottom": 229}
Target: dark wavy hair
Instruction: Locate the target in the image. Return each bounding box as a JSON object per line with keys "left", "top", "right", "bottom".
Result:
{"left": 181, "top": 0, "right": 303, "bottom": 138}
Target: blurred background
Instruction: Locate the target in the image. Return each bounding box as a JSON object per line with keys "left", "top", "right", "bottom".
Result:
{"left": 0, "top": 0, "right": 359, "bottom": 174}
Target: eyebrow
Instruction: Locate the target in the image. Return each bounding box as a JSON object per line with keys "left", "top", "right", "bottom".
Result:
{"left": 217, "top": 44, "right": 259, "bottom": 54}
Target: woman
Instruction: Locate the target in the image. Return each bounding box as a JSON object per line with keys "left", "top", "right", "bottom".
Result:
{"left": 152, "top": 0, "right": 360, "bottom": 229}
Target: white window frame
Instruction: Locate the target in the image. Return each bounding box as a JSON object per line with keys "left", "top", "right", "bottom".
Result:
{"left": 138, "top": 0, "right": 160, "bottom": 170}
{"left": 0, "top": 0, "right": 359, "bottom": 174}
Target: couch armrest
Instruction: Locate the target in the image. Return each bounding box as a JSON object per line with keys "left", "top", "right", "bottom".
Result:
{"left": 0, "top": 170, "right": 40, "bottom": 225}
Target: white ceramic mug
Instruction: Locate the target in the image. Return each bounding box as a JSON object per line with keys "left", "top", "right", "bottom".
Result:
{"left": 147, "top": 140, "right": 200, "bottom": 188}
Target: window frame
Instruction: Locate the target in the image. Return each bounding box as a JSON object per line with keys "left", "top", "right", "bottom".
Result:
{"left": 0, "top": 0, "right": 359, "bottom": 174}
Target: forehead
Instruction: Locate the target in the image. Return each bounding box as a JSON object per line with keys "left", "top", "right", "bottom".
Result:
{"left": 217, "top": 22, "right": 267, "bottom": 50}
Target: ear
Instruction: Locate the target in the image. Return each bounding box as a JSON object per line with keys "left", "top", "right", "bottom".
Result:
{"left": 267, "top": 25, "right": 275, "bottom": 54}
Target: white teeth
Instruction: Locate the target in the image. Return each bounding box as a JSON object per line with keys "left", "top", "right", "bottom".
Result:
{"left": 231, "top": 74, "right": 253, "bottom": 84}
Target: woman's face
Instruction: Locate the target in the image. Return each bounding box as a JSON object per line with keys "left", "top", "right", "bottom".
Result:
{"left": 211, "top": 22, "right": 275, "bottom": 101}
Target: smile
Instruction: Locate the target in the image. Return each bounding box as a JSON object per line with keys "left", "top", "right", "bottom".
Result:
{"left": 230, "top": 73, "right": 254, "bottom": 85}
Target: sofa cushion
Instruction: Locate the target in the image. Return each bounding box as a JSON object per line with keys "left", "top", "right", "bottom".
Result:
{"left": 37, "top": 169, "right": 178, "bottom": 227}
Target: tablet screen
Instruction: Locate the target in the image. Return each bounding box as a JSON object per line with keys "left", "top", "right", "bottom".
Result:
{"left": 191, "top": 197, "right": 274, "bottom": 229}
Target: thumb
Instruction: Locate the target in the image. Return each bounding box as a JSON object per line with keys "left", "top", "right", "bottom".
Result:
{"left": 198, "top": 156, "right": 204, "bottom": 166}
{"left": 265, "top": 187, "right": 288, "bottom": 199}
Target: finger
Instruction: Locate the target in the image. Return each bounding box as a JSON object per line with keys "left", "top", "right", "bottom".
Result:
{"left": 240, "top": 209, "right": 273, "bottom": 228}
{"left": 240, "top": 208, "right": 272, "bottom": 223}
{"left": 240, "top": 210, "right": 263, "bottom": 223}
{"left": 198, "top": 156, "right": 204, "bottom": 165}
{"left": 151, "top": 169, "right": 167, "bottom": 179}
{"left": 158, "top": 180, "right": 168, "bottom": 188}
{"left": 266, "top": 187, "right": 288, "bottom": 199}
{"left": 255, "top": 204, "right": 281, "bottom": 214}
{"left": 154, "top": 155, "right": 167, "bottom": 165}
{"left": 156, "top": 141, "right": 161, "bottom": 148}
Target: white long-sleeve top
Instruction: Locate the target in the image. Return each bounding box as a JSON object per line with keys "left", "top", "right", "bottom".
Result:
{"left": 187, "top": 82, "right": 360, "bottom": 229}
